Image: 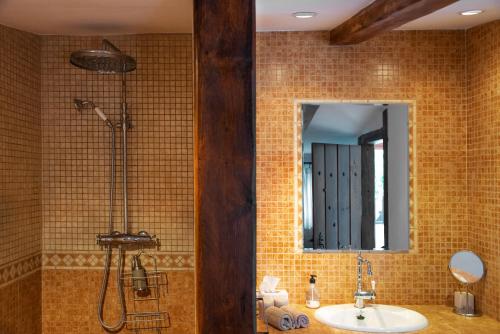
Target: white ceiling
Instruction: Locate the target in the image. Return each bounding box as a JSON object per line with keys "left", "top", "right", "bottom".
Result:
{"left": 0, "top": 0, "right": 499, "bottom": 35}
{"left": 399, "top": 0, "right": 500, "bottom": 30}
{"left": 257, "top": 0, "right": 500, "bottom": 31}
{"left": 257, "top": 0, "right": 375, "bottom": 32}
{"left": 0, "top": 0, "right": 193, "bottom": 35}
{"left": 306, "top": 104, "right": 384, "bottom": 139}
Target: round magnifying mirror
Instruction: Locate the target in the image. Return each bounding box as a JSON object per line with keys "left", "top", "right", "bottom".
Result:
{"left": 449, "top": 250, "right": 485, "bottom": 284}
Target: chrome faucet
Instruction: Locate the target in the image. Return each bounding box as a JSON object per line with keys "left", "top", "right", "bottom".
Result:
{"left": 354, "top": 252, "right": 376, "bottom": 309}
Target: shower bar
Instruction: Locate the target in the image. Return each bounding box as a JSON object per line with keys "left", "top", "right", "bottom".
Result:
{"left": 96, "top": 232, "right": 159, "bottom": 247}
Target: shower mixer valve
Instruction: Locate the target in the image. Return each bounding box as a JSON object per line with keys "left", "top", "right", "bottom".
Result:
{"left": 96, "top": 230, "right": 160, "bottom": 248}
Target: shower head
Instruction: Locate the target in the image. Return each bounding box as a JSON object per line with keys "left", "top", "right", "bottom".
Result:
{"left": 74, "top": 99, "right": 94, "bottom": 111}
{"left": 73, "top": 98, "right": 112, "bottom": 127}
{"left": 70, "top": 39, "right": 136, "bottom": 74}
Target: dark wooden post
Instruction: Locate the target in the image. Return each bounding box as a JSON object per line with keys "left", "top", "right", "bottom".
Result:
{"left": 193, "top": 1, "right": 256, "bottom": 333}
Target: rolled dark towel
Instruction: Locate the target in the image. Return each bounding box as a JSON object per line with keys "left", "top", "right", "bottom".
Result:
{"left": 264, "top": 306, "right": 294, "bottom": 331}
{"left": 280, "top": 306, "right": 310, "bottom": 329}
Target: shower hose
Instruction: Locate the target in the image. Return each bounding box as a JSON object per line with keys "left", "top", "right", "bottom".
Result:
{"left": 97, "top": 125, "right": 127, "bottom": 332}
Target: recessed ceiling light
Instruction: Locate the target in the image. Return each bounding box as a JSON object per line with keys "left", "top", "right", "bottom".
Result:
{"left": 293, "top": 12, "right": 317, "bottom": 19}
{"left": 460, "top": 9, "right": 484, "bottom": 16}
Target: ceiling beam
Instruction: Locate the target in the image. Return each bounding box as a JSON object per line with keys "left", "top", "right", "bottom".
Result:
{"left": 330, "top": 0, "right": 459, "bottom": 45}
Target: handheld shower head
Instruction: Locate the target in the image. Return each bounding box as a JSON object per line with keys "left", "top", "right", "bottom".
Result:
{"left": 73, "top": 99, "right": 94, "bottom": 112}
{"left": 94, "top": 106, "right": 110, "bottom": 123}
{"left": 73, "top": 98, "right": 112, "bottom": 127}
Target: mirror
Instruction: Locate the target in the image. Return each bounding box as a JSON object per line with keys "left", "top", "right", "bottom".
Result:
{"left": 449, "top": 250, "right": 485, "bottom": 284}
{"left": 302, "top": 103, "right": 409, "bottom": 251}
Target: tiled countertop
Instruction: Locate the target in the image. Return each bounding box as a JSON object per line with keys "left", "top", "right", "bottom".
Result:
{"left": 258, "top": 304, "right": 500, "bottom": 334}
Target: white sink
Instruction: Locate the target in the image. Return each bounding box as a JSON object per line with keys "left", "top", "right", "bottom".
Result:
{"left": 315, "top": 304, "right": 428, "bottom": 333}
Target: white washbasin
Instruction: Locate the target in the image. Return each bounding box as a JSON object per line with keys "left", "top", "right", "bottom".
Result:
{"left": 315, "top": 304, "right": 428, "bottom": 333}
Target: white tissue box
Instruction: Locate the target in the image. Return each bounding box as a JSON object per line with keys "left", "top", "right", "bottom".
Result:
{"left": 261, "top": 290, "right": 289, "bottom": 307}
{"left": 259, "top": 289, "right": 288, "bottom": 299}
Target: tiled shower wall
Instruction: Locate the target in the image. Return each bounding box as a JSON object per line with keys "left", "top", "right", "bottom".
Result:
{"left": 256, "top": 30, "right": 469, "bottom": 305}
{"left": 40, "top": 35, "right": 195, "bottom": 333}
{"left": 0, "top": 25, "right": 42, "bottom": 333}
{"left": 41, "top": 35, "right": 193, "bottom": 257}
{"left": 467, "top": 20, "right": 500, "bottom": 320}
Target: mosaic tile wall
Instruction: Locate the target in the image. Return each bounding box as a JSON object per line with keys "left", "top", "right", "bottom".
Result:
{"left": 256, "top": 30, "right": 469, "bottom": 305}
{"left": 41, "top": 34, "right": 194, "bottom": 264}
{"left": 40, "top": 34, "right": 195, "bottom": 333}
{"left": 42, "top": 270, "right": 194, "bottom": 334}
{"left": 467, "top": 20, "right": 500, "bottom": 320}
{"left": 0, "top": 24, "right": 42, "bottom": 334}
{"left": 0, "top": 271, "right": 42, "bottom": 334}
{"left": 0, "top": 24, "right": 42, "bottom": 271}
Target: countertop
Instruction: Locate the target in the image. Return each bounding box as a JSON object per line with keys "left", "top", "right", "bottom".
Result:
{"left": 257, "top": 304, "right": 500, "bottom": 334}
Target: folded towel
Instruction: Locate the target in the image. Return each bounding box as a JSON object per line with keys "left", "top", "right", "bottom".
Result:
{"left": 278, "top": 306, "right": 296, "bottom": 328}
{"left": 280, "top": 306, "right": 310, "bottom": 329}
{"left": 265, "top": 306, "right": 294, "bottom": 331}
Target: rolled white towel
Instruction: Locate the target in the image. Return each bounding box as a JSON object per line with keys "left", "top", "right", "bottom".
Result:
{"left": 280, "top": 306, "right": 310, "bottom": 328}
{"left": 273, "top": 294, "right": 289, "bottom": 308}
{"left": 265, "top": 306, "right": 294, "bottom": 331}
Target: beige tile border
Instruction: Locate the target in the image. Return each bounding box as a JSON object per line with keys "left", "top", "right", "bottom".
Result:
{"left": 42, "top": 251, "right": 194, "bottom": 271}
{"left": 0, "top": 253, "right": 42, "bottom": 288}
{"left": 292, "top": 99, "right": 418, "bottom": 254}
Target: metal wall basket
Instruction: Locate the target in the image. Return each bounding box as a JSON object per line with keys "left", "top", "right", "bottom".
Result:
{"left": 121, "top": 252, "right": 171, "bottom": 333}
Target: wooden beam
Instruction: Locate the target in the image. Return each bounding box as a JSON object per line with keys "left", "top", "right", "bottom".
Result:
{"left": 194, "top": 1, "right": 256, "bottom": 333}
{"left": 330, "top": 0, "right": 459, "bottom": 45}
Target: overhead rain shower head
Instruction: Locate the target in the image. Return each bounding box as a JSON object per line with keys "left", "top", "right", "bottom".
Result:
{"left": 70, "top": 39, "right": 136, "bottom": 74}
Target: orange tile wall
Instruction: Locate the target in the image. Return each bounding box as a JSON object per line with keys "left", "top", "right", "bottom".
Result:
{"left": 467, "top": 20, "right": 500, "bottom": 320}
{"left": 256, "top": 30, "right": 470, "bottom": 306}
{"left": 0, "top": 24, "right": 42, "bottom": 334}
{"left": 41, "top": 35, "right": 193, "bottom": 256}
{"left": 41, "top": 270, "right": 194, "bottom": 334}
{"left": 40, "top": 35, "right": 194, "bottom": 333}
{"left": 0, "top": 24, "right": 42, "bottom": 270}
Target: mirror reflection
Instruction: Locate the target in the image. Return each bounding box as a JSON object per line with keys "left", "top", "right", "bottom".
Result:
{"left": 449, "top": 250, "right": 485, "bottom": 284}
{"left": 302, "top": 103, "right": 409, "bottom": 251}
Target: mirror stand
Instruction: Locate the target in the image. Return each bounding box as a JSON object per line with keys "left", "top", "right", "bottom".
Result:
{"left": 453, "top": 284, "right": 480, "bottom": 317}
{"left": 449, "top": 250, "right": 485, "bottom": 317}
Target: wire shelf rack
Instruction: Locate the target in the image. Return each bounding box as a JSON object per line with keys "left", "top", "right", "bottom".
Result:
{"left": 125, "top": 311, "right": 171, "bottom": 332}
{"left": 121, "top": 252, "right": 170, "bottom": 333}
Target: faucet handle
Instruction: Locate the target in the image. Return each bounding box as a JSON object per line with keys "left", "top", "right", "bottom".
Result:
{"left": 371, "top": 280, "right": 376, "bottom": 291}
